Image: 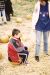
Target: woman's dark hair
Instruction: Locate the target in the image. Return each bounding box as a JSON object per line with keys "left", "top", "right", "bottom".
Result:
{"left": 40, "top": 0, "right": 48, "bottom": 3}
{"left": 12, "top": 29, "right": 20, "bottom": 36}
{"left": 44, "top": 0, "right": 48, "bottom": 2}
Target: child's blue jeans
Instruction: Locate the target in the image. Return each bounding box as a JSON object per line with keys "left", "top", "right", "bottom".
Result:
{"left": 35, "top": 30, "right": 48, "bottom": 56}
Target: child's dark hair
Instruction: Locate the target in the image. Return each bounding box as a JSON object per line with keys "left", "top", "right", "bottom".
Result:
{"left": 12, "top": 29, "right": 20, "bottom": 36}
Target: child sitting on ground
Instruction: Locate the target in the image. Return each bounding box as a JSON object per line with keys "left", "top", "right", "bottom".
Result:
{"left": 8, "top": 29, "right": 29, "bottom": 64}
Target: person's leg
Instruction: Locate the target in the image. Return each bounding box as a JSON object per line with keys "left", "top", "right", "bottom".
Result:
{"left": 23, "top": 50, "right": 29, "bottom": 58}
{"left": 35, "top": 30, "right": 42, "bottom": 61}
{"left": 2, "top": 9, "right": 7, "bottom": 23}
{"left": 0, "top": 11, "right": 2, "bottom": 25}
{"left": 19, "top": 55, "right": 26, "bottom": 63}
{"left": 35, "top": 30, "right": 42, "bottom": 56}
{"left": 6, "top": 13, "right": 10, "bottom": 21}
{"left": 43, "top": 31, "right": 48, "bottom": 55}
{"left": 19, "top": 50, "right": 29, "bottom": 63}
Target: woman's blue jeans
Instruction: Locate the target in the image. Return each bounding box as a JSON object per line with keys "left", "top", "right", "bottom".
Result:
{"left": 35, "top": 30, "right": 48, "bottom": 56}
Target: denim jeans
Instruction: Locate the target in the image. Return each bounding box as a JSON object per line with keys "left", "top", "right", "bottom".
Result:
{"left": 0, "top": 9, "right": 7, "bottom": 24}
{"left": 35, "top": 30, "right": 48, "bottom": 56}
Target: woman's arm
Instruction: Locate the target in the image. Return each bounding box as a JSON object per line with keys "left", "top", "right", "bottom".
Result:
{"left": 32, "top": 1, "right": 40, "bottom": 30}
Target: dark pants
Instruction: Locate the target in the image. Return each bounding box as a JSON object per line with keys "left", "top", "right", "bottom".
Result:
{"left": 6, "top": 14, "right": 10, "bottom": 21}
{"left": 19, "top": 50, "right": 29, "bottom": 63}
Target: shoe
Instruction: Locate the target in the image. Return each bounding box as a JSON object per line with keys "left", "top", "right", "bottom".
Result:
{"left": 46, "top": 53, "right": 49, "bottom": 56}
{"left": 4, "top": 22, "right": 7, "bottom": 24}
{"left": 35, "top": 56, "right": 39, "bottom": 62}
{"left": 24, "top": 61, "right": 29, "bottom": 64}
{"left": 44, "top": 51, "right": 49, "bottom": 56}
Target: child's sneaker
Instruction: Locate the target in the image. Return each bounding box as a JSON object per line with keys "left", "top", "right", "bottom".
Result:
{"left": 24, "top": 60, "right": 29, "bottom": 64}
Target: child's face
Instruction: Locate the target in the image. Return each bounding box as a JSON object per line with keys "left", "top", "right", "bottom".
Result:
{"left": 14, "top": 33, "right": 22, "bottom": 38}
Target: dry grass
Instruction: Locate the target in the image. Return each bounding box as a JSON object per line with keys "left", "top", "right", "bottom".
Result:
{"left": 0, "top": 1, "right": 50, "bottom": 75}
{"left": 12, "top": 0, "right": 34, "bottom": 17}
{"left": 0, "top": 18, "right": 50, "bottom": 75}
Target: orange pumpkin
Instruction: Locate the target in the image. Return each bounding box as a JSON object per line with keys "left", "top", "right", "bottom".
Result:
{"left": 26, "top": 14, "right": 32, "bottom": 20}
{"left": 16, "top": 17, "right": 22, "bottom": 23}
{"left": 0, "top": 51, "right": 2, "bottom": 59}
{"left": 0, "top": 35, "right": 9, "bottom": 43}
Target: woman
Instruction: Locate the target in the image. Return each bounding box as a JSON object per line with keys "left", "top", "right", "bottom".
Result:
{"left": 32, "top": 0, "right": 50, "bottom": 62}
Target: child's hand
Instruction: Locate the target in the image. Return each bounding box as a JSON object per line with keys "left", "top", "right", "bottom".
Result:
{"left": 24, "top": 46, "right": 28, "bottom": 50}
